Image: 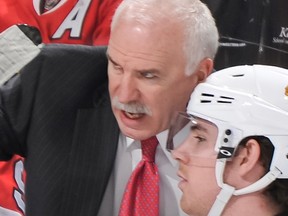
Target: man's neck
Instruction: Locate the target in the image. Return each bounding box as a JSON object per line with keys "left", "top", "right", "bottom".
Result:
{"left": 221, "top": 193, "right": 280, "bottom": 216}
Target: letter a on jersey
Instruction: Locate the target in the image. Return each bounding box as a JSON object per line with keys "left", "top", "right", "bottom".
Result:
{"left": 53, "top": 0, "right": 91, "bottom": 39}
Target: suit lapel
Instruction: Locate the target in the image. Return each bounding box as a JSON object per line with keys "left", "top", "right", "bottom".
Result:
{"left": 60, "top": 105, "right": 119, "bottom": 216}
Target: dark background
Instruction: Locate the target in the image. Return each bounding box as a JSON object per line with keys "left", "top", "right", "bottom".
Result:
{"left": 201, "top": 0, "right": 288, "bottom": 70}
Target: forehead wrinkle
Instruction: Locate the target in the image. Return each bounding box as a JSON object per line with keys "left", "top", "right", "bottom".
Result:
{"left": 108, "top": 41, "right": 169, "bottom": 67}
{"left": 110, "top": 40, "right": 169, "bottom": 57}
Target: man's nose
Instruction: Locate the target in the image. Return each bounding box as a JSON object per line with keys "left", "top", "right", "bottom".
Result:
{"left": 117, "top": 75, "right": 140, "bottom": 103}
{"left": 171, "top": 149, "right": 190, "bottom": 164}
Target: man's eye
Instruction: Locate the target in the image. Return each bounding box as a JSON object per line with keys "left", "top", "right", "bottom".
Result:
{"left": 141, "top": 72, "right": 155, "bottom": 79}
{"left": 113, "top": 64, "right": 122, "bottom": 70}
{"left": 194, "top": 136, "right": 205, "bottom": 142}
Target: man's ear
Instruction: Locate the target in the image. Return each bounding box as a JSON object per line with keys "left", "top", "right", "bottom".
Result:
{"left": 237, "top": 139, "right": 264, "bottom": 179}
{"left": 195, "top": 58, "right": 214, "bottom": 83}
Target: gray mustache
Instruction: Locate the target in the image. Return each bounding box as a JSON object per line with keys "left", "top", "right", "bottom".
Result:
{"left": 112, "top": 97, "right": 152, "bottom": 116}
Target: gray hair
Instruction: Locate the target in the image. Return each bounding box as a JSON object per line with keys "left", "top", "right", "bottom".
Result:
{"left": 111, "top": 0, "right": 219, "bottom": 75}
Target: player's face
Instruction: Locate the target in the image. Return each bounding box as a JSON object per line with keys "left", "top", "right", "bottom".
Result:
{"left": 107, "top": 20, "right": 199, "bottom": 140}
{"left": 171, "top": 117, "right": 220, "bottom": 215}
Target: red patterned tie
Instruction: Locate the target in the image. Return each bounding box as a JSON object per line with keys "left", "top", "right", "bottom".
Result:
{"left": 119, "top": 136, "right": 159, "bottom": 216}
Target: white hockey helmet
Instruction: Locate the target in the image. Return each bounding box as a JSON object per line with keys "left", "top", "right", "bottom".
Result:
{"left": 167, "top": 64, "right": 288, "bottom": 215}
{"left": 187, "top": 64, "right": 288, "bottom": 176}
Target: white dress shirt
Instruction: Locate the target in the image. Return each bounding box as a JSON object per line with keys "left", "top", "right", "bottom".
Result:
{"left": 97, "top": 130, "right": 188, "bottom": 216}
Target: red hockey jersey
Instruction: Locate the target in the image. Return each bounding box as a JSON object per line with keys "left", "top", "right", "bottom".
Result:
{"left": 0, "top": 0, "right": 122, "bottom": 45}
{"left": 0, "top": 155, "right": 25, "bottom": 216}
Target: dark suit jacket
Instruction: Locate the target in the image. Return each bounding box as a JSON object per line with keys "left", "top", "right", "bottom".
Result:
{"left": 0, "top": 44, "right": 120, "bottom": 216}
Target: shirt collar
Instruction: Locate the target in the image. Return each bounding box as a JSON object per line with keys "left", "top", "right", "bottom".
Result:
{"left": 125, "top": 130, "right": 177, "bottom": 167}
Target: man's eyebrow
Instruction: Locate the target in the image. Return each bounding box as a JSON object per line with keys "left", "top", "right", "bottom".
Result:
{"left": 191, "top": 124, "right": 208, "bottom": 133}
{"left": 106, "top": 53, "right": 118, "bottom": 65}
{"left": 106, "top": 54, "right": 160, "bottom": 75}
{"left": 138, "top": 68, "right": 160, "bottom": 75}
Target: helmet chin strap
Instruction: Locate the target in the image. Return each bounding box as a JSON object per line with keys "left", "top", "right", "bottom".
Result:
{"left": 208, "top": 159, "right": 282, "bottom": 216}
{"left": 208, "top": 159, "right": 234, "bottom": 216}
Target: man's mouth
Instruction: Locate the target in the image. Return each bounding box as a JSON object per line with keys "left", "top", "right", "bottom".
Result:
{"left": 124, "top": 111, "right": 145, "bottom": 119}
{"left": 177, "top": 171, "right": 187, "bottom": 181}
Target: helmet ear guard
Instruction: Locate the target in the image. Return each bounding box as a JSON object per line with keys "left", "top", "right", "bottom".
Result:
{"left": 268, "top": 136, "right": 288, "bottom": 178}
{"left": 216, "top": 127, "right": 241, "bottom": 160}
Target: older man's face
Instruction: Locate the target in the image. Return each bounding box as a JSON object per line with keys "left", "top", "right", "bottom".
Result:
{"left": 107, "top": 20, "right": 199, "bottom": 140}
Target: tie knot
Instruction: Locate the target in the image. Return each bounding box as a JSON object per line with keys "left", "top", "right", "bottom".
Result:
{"left": 141, "top": 136, "right": 158, "bottom": 162}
